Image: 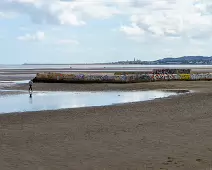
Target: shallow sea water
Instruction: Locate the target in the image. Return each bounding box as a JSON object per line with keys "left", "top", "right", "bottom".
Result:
{"left": 0, "top": 90, "right": 178, "bottom": 114}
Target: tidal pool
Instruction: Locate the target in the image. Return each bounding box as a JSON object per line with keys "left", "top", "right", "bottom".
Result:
{"left": 0, "top": 80, "right": 29, "bottom": 88}
{"left": 0, "top": 90, "right": 179, "bottom": 114}
{"left": 0, "top": 80, "right": 29, "bottom": 83}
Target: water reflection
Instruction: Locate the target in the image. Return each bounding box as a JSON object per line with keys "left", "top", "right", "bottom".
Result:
{"left": 29, "top": 91, "right": 33, "bottom": 104}
{"left": 0, "top": 90, "right": 178, "bottom": 114}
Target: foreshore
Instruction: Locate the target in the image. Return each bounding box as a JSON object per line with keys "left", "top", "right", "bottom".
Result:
{"left": 2, "top": 65, "right": 212, "bottom": 75}
{"left": 1, "top": 72, "right": 212, "bottom": 169}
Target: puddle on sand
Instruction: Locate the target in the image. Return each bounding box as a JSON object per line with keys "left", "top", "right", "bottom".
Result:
{"left": 0, "top": 80, "right": 29, "bottom": 88}
{"left": 0, "top": 80, "right": 29, "bottom": 84}
{"left": 0, "top": 90, "right": 178, "bottom": 114}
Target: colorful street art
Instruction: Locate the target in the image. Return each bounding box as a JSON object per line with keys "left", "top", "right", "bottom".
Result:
{"left": 153, "top": 69, "right": 191, "bottom": 74}
{"left": 33, "top": 72, "right": 212, "bottom": 83}
{"left": 190, "top": 73, "right": 212, "bottom": 80}
{"left": 179, "top": 74, "right": 191, "bottom": 80}
{"left": 152, "top": 74, "right": 180, "bottom": 81}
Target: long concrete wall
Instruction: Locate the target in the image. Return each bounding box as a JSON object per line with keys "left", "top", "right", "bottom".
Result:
{"left": 33, "top": 72, "right": 212, "bottom": 83}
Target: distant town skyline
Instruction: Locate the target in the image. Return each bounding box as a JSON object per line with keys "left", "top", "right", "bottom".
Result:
{"left": 1, "top": 0, "right": 212, "bottom": 64}
{"left": 112, "top": 56, "right": 212, "bottom": 65}
{"left": 21, "top": 56, "right": 212, "bottom": 65}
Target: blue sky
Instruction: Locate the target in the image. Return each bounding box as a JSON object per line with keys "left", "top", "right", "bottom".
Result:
{"left": 1, "top": 0, "right": 212, "bottom": 64}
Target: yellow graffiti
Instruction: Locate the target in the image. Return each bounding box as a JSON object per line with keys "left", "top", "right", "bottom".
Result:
{"left": 179, "top": 74, "right": 190, "bottom": 80}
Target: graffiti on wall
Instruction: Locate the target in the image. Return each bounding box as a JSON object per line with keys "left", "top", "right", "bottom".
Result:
{"left": 151, "top": 74, "right": 180, "bottom": 81}
{"left": 153, "top": 69, "right": 191, "bottom": 74}
{"left": 190, "top": 73, "right": 212, "bottom": 80}
{"left": 179, "top": 74, "right": 191, "bottom": 80}
{"left": 35, "top": 72, "right": 212, "bottom": 83}
{"left": 137, "top": 74, "right": 152, "bottom": 81}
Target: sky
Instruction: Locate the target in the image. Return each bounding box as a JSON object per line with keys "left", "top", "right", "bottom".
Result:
{"left": 1, "top": 0, "right": 212, "bottom": 64}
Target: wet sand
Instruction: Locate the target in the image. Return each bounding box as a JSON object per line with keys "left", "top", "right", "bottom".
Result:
{"left": 3, "top": 80, "right": 211, "bottom": 92}
{"left": 1, "top": 75, "right": 212, "bottom": 169}
{"left": 2, "top": 66, "right": 212, "bottom": 75}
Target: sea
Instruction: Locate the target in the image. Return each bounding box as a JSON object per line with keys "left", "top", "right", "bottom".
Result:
{"left": 1, "top": 64, "right": 212, "bottom": 70}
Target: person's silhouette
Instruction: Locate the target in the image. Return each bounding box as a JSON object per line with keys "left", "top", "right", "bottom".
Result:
{"left": 29, "top": 80, "right": 33, "bottom": 92}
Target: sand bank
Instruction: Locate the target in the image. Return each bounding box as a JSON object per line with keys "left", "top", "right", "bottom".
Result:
{"left": 0, "top": 80, "right": 212, "bottom": 169}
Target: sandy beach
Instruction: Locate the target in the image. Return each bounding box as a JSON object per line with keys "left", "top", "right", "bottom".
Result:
{"left": 1, "top": 73, "right": 212, "bottom": 170}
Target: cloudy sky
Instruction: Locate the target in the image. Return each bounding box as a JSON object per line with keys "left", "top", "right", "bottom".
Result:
{"left": 1, "top": 0, "right": 212, "bottom": 64}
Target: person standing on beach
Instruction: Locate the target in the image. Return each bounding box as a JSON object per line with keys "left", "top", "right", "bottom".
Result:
{"left": 29, "top": 80, "right": 33, "bottom": 92}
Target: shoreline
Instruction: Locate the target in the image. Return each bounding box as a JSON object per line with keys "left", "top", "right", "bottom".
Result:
{"left": 1, "top": 73, "right": 212, "bottom": 169}
{"left": 2, "top": 66, "right": 212, "bottom": 74}
{"left": 0, "top": 88, "right": 211, "bottom": 170}
{"left": 0, "top": 89, "right": 190, "bottom": 116}
{"left": 3, "top": 80, "right": 209, "bottom": 92}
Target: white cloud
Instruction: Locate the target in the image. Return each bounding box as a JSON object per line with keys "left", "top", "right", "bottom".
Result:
{"left": 56, "top": 39, "right": 79, "bottom": 45}
{"left": 1, "top": 0, "right": 212, "bottom": 44}
{"left": 0, "top": 0, "right": 121, "bottom": 26}
{"left": 17, "top": 31, "right": 45, "bottom": 41}
{"left": 120, "top": 0, "right": 212, "bottom": 42}
{"left": 120, "top": 23, "right": 144, "bottom": 36}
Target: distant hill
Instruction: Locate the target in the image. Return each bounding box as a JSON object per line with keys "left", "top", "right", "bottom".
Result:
{"left": 114, "top": 56, "right": 212, "bottom": 65}
{"left": 156, "top": 56, "right": 212, "bottom": 63}
{"left": 23, "top": 56, "right": 212, "bottom": 65}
